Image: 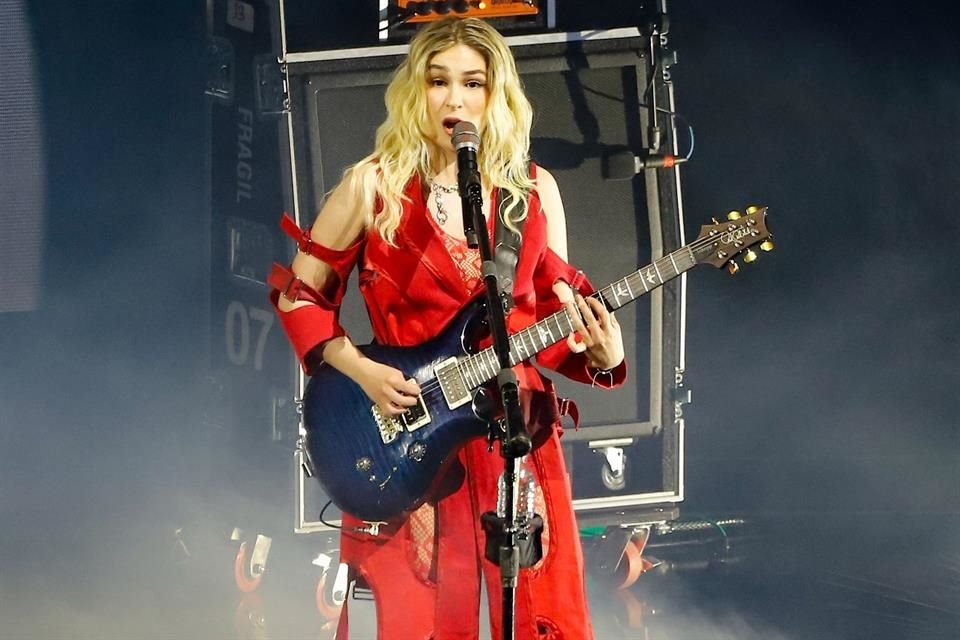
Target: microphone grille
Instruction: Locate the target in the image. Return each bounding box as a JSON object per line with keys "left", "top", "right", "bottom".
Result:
{"left": 452, "top": 121, "right": 480, "bottom": 150}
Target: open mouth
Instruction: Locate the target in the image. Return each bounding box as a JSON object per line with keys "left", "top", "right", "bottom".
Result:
{"left": 442, "top": 117, "right": 461, "bottom": 136}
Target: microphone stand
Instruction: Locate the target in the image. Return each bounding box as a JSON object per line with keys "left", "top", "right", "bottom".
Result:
{"left": 458, "top": 162, "right": 539, "bottom": 640}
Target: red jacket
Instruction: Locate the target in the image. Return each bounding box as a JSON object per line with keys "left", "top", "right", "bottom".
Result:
{"left": 270, "top": 165, "right": 626, "bottom": 443}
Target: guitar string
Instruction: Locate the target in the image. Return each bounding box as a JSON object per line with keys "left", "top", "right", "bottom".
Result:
{"left": 391, "top": 226, "right": 762, "bottom": 407}
{"left": 409, "top": 227, "right": 751, "bottom": 401}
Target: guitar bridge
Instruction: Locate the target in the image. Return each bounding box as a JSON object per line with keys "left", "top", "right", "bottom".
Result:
{"left": 371, "top": 394, "right": 431, "bottom": 444}
{"left": 371, "top": 405, "right": 403, "bottom": 444}
{"left": 435, "top": 357, "right": 472, "bottom": 410}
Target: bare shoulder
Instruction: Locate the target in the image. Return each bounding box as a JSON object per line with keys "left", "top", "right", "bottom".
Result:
{"left": 533, "top": 165, "right": 569, "bottom": 258}
{"left": 535, "top": 165, "right": 560, "bottom": 197}
{"left": 534, "top": 165, "right": 566, "bottom": 221}
{"left": 309, "top": 163, "right": 375, "bottom": 249}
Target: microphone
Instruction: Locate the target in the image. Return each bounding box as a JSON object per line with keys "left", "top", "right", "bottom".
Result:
{"left": 602, "top": 148, "right": 688, "bottom": 181}
{"left": 452, "top": 121, "right": 483, "bottom": 247}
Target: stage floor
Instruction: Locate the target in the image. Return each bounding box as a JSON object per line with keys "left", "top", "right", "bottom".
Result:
{"left": 3, "top": 509, "right": 957, "bottom": 639}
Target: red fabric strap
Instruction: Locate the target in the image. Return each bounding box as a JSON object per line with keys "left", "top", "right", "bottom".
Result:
{"left": 279, "top": 212, "right": 363, "bottom": 270}
{"left": 269, "top": 289, "right": 347, "bottom": 374}
{"left": 269, "top": 214, "right": 366, "bottom": 373}
{"left": 267, "top": 263, "right": 326, "bottom": 306}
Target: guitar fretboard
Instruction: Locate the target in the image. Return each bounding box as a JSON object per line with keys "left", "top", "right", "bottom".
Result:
{"left": 457, "top": 246, "right": 696, "bottom": 389}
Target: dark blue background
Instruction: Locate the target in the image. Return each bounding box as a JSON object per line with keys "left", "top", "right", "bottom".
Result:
{"left": 1, "top": 1, "right": 956, "bottom": 637}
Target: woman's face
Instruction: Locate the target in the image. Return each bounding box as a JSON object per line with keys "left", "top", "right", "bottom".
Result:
{"left": 424, "top": 43, "right": 489, "bottom": 158}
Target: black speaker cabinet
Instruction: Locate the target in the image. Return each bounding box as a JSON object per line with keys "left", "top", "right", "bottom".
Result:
{"left": 0, "top": 2, "right": 44, "bottom": 313}
{"left": 206, "top": 0, "right": 298, "bottom": 519}
{"left": 277, "top": 27, "right": 689, "bottom": 531}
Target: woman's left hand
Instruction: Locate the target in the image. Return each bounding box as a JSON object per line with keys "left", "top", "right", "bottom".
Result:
{"left": 556, "top": 285, "right": 624, "bottom": 371}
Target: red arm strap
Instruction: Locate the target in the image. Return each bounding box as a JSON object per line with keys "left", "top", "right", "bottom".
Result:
{"left": 279, "top": 212, "right": 363, "bottom": 270}
{"left": 269, "top": 288, "right": 347, "bottom": 374}
{"left": 269, "top": 214, "right": 365, "bottom": 374}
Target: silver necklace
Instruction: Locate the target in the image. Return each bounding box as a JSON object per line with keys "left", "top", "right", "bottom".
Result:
{"left": 430, "top": 180, "right": 459, "bottom": 225}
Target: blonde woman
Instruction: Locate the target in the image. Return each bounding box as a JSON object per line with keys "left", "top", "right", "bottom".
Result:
{"left": 271, "top": 17, "right": 626, "bottom": 639}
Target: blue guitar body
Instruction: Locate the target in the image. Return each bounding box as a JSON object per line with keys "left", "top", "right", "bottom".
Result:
{"left": 303, "top": 302, "right": 490, "bottom": 522}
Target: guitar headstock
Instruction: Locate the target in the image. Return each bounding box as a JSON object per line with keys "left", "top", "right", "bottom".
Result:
{"left": 691, "top": 206, "right": 773, "bottom": 274}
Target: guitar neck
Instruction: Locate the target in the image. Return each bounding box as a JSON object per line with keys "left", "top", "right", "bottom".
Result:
{"left": 457, "top": 245, "right": 697, "bottom": 389}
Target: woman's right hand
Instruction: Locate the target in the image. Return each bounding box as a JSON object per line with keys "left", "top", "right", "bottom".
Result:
{"left": 355, "top": 358, "right": 422, "bottom": 417}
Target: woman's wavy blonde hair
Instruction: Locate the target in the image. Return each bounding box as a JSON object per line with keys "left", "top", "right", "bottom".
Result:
{"left": 344, "top": 17, "right": 535, "bottom": 245}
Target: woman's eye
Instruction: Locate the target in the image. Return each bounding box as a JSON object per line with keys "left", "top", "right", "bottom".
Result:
{"left": 466, "top": 81, "right": 484, "bottom": 89}
{"left": 430, "top": 78, "right": 446, "bottom": 87}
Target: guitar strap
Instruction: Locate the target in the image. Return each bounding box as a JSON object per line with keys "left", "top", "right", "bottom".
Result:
{"left": 491, "top": 164, "right": 530, "bottom": 311}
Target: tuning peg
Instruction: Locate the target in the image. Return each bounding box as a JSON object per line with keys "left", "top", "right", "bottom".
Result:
{"left": 745, "top": 205, "right": 762, "bottom": 214}
{"left": 727, "top": 260, "right": 739, "bottom": 275}
{"left": 726, "top": 210, "right": 742, "bottom": 221}
{"left": 711, "top": 217, "right": 720, "bottom": 225}
{"left": 743, "top": 249, "right": 758, "bottom": 263}
{"left": 760, "top": 240, "right": 775, "bottom": 252}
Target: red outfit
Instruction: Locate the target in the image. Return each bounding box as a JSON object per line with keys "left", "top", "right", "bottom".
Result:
{"left": 271, "top": 165, "right": 626, "bottom": 639}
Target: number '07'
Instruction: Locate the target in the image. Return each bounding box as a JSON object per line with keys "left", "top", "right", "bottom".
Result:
{"left": 225, "top": 301, "right": 273, "bottom": 371}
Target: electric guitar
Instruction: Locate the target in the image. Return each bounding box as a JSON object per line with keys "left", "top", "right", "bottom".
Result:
{"left": 303, "top": 207, "right": 773, "bottom": 521}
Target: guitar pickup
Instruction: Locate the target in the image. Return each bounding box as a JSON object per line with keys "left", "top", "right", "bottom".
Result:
{"left": 435, "top": 357, "right": 472, "bottom": 410}
{"left": 401, "top": 395, "right": 430, "bottom": 432}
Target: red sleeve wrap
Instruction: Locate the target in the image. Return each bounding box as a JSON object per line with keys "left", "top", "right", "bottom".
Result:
{"left": 532, "top": 247, "right": 628, "bottom": 389}
{"left": 268, "top": 214, "right": 364, "bottom": 374}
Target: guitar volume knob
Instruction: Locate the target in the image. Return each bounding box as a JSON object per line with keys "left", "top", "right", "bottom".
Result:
{"left": 407, "top": 441, "right": 427, "bottom": 463}
{"left": 356, "top": 457, "right": 373, "bottom": 473}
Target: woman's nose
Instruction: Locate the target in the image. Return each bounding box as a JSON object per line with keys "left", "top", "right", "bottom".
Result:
{"left": 446, "top": 86, "right": 462, "bottom": 108}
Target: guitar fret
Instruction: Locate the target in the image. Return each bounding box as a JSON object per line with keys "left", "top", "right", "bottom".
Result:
{"left": 471, "top": 355, "right": 483, "bottom": 384}
{"left": 515, "top": 333, "right": 527, "bottom": 361}
{"left": 653, "top": 261, "right": 663, "bottom": 283}
{"left": 638, "top": 270, "right": 650, "bottom": 292}
{"left": 559, "top": 311, "right": 572, "bottom": 335}
{"left": 596, "top": 290, "right": 608, "bottom": 311}
{"left": 625, "top": 278, "right": 634, "bottom": 299}
{"left": 668, "top": 252, "right": 680, "bottom": 275}
{"left": 537, "top": 321, "right": 550, "bottom": 347}
{"left": 553, "top": 313, "right": 564, "bottom": 337}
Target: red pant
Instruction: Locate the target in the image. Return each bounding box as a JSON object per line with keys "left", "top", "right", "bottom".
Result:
{"left": 337, "top": 432, "right": 593, "bottom": 640}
